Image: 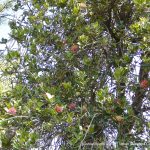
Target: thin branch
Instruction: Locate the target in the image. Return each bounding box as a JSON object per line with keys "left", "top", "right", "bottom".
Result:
{"left": 0, "top": 115, "right": 30, "bottom": 122}
{"left": 78, "top": 113, "right": 98, "bottom": 150}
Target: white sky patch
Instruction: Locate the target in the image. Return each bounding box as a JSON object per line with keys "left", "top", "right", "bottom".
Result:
{"left": 132, "top": 54, "right": 142, "bottom": 82}
{"left": 0, "top": 2, "right": 23, "bottom": 52}
{"left": 0, "top": 20, "right": 11, "bottom": 51}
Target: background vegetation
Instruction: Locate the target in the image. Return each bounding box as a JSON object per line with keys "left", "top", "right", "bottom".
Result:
{"left": 0, "top": 0, "right": 149, "bottom": 149}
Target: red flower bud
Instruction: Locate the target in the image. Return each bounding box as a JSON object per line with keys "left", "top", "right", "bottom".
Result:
{"left": 70, "top": 44, "right": 79, "bottom": 53}
{"left": 68, "top": 103, "right": 76, "bottom": 110}
{"left": 140, "top": 79, "right": 149, "bottom": 89}
{"left": 55, "top": 105, "right": 63, "bottom": 113}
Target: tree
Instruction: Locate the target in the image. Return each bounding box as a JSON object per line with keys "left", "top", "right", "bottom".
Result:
{"left": 1, "top": 0, "right": 149, "bottom": 149}
{"left": 0, "top": 0, "right": 14, "bottom": 45}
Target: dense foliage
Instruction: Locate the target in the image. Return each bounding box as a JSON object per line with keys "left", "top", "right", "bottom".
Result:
{"left": 0, "top": 0, "right": 149, "bottom": 149}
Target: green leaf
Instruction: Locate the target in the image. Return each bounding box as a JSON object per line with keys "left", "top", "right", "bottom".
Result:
{"left": 65, "top": 51, "right": 74, "bottom": 60}
{"left": 67, "top": 113, "right": 73, "bottom": 123}
{"left": 97, "top": 87, "right": 108, "bottom": 101}
{"left": 73, "top": 7, "right": 79, "bottom": 15}
{"left": 133, "top": 0, "right": 147, "bottom": 4}
{"left": 62, "top": 82, "right": 72, "bottom": 89}
{"left": 114, "top": 67, "right": 128, "bottom": 81}
{"left": 79, "top": 34, "right": 88, "bottom": 43}
{"left": 6, "top": 51, "right": 20, "bottom": 60}
{"left": 89, "top": 124, "right": 95, "bottom": 133}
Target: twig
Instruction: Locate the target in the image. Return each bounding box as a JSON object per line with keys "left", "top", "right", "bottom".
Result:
{"left": 78, "top": 113, "right": 98, "bottom": 150}
{"left": 0, "top": 115, "right": 30, "bottom": 122}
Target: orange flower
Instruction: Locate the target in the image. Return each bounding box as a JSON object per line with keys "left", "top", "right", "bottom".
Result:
{"left": 7, "top": 107, "right": 17, "bottom": 115}
{"left": 68, "top": 102, "right": 76, "bottom": 110}
{"left": 140, "top": 79, "right": 149, "bottom": 89}
{"left": 70, "top": 44, "right": 79, "bottom": 53}
{"left": 55, "top": 105, "right": 63, "bottom": 113}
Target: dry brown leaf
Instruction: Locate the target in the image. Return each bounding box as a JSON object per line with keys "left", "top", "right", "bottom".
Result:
{"left": 113, "top": 115, "right": 124, "bottom": 123}
{"left": 79, "top": 3, "right": 87, "bottom": 9}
